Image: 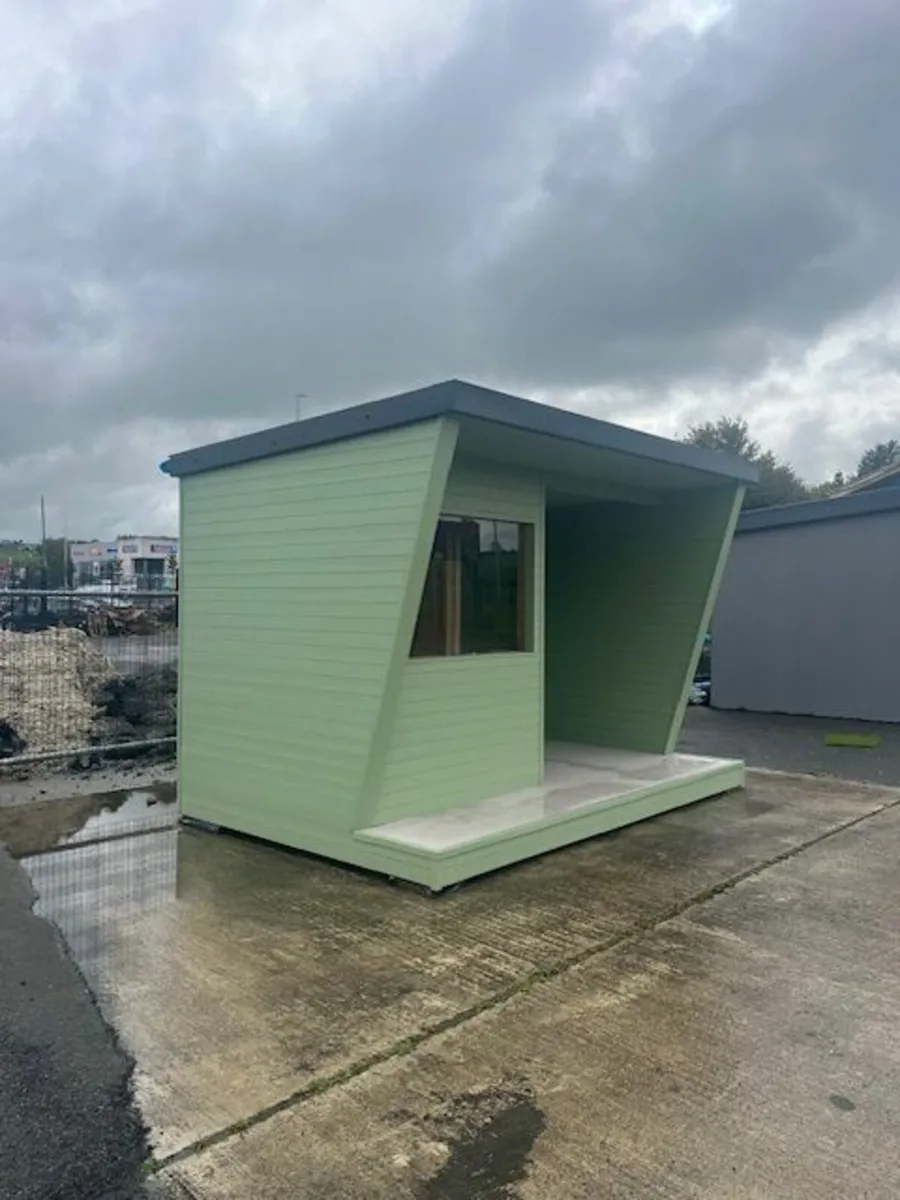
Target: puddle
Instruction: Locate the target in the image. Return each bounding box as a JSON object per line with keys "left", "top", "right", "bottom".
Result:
{"left": 2, "top": 781, "right": 181, "bottom": 996}
{"left": 21, "top": 826, "right": 180, "bottom": 994}
{"left": 70, "top": 786, "right": 176, "bottom": 844}
{"left": 0, "top": 781, "right": 177, "bottom": 858}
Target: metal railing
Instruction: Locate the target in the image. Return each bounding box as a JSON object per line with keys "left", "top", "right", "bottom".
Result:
{"left": 0, "top": 589, "right": 177, "bottom": 770}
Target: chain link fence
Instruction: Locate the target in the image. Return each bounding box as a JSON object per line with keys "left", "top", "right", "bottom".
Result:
{"left": 0, "top": 589, "right": 177, "bottom": 770}
{"left": 22, "top": 823, "right": 178, "bottom": 984}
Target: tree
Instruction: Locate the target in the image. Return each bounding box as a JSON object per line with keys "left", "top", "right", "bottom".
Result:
{"left": 683, "top": 416, "right": 809, "bottom": 510}
{"left": 684, "top": 416, "right": 760, "bottom": 461}
{"left": 854, "top": 440, "right": 900, "bottom": 481}
{"left": 42, "top": 538, "right": 72, "bottom": 589}
{"left": 0, "top": 542, "right": 40, "bottom": 570}
{"left": 807, "top": 470, "right": 847, "bottom": 499}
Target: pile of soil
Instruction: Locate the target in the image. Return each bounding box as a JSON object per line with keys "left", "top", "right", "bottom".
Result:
{"left": 93, "top": 664, "right": 178, "bottom": 743}
{"left": 0, "top": 632, "right": 177, "bottom": 765}
{"left": 0, "top": 629, "right": 112, "bottom": 757}
{"left": 0, "top": 720, "right": 26, "bottom": 760}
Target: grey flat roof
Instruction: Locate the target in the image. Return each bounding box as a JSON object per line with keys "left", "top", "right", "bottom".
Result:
{"left": 160, "top": 379, "right": 757, "bottom": 483}
{"left": 832, "top": 458, "right": 900, "bottom": 496}
{"left": 737, "top": 485, "right": 900, "bottom": 533}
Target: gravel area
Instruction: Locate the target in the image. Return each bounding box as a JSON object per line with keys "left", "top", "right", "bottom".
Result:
{"left": 0, "top": 759, "right": 176, "bottom": 809}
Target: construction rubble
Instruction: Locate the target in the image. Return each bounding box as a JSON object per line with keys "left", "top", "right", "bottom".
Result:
{"left": 0, "top": 595, "right": 177, "bottom": 636}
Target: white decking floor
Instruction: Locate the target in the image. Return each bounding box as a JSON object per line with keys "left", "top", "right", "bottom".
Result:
{"left": 358, "top": 742, "right": 741, "bottom": 853}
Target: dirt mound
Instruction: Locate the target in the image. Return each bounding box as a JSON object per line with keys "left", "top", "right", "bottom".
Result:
{"left": 0, "top": 630, "right": 178, "bottom": 767}
{"left": 94, "top": 664, "right": 178, "bottom": 741}
{"left": 0, "top": 628, "right": 113, "bottom": 757}
{"left": 0, "top": 720, "right": 26, "bottom": 759}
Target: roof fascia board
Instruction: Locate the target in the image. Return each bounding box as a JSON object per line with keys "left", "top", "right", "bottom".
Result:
{"left": 161, "top": 379, "right": 758, "bottom": 485}
{"left": 737, "top": 485, "right": 900, "bottom": 533}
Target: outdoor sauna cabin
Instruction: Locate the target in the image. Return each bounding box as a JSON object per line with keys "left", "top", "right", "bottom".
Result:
{"left": 162, "top": 380, "right": 755, "bottom": 889}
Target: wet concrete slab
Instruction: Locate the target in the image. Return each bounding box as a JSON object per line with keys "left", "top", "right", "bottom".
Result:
{"left": 11, "top": 768, "right": 899, "bottom": 1180}
{"left": 163, "top": 802, "right": 900, "bottom": 1199}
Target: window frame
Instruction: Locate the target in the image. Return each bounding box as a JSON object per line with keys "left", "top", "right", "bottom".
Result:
{"left": 409, "top": 512, "right": 535, "bottom": 660}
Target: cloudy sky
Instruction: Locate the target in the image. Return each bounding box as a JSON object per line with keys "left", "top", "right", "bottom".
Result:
{"left": 3, "top": 0, "right": 900, "bottom": 540}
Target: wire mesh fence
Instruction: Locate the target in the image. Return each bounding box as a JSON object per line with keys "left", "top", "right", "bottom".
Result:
{"left": 0, "top": 588, "right": 177, "bottom": 770}
{"left": 21, "top": 823, "right": 179, "bottom": 989}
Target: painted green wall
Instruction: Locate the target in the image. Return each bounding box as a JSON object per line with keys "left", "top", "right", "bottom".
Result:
{"left": 178, "top": 419, "right": 456, "bottom": 839}
{"left": 545, "top": 485, "right": 742, "bottom": 753}
{"left": 178, "top": 416, "right": 741, "bottom": 876}
{"left": 370, "top": 458, "right": 545, "bottom": 823}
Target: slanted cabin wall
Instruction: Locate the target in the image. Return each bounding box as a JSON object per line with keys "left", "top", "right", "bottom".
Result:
{"left": 370, "top": 459, "right": 545, "bottom": 825}
{"left": 177, "top": 419, "right": 456, "bottom": 843}
{"left": 545, "top": 485, "right": 742, "bottom": 754}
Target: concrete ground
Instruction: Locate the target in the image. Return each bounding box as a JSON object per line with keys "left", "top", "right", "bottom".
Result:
{"left": 3, "top": 760, "right": 900, "bottom": 1199}
{"left": 681, "top": 705, "right": 900, "bottom": 785}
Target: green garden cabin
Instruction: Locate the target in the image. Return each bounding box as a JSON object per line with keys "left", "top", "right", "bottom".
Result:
{"left": 162, "top": 380, "right": 754, "bottom": 890}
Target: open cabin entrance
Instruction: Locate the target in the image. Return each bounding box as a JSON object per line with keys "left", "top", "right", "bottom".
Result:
{"left": 356, "top": 478, "right": 742, "bottom": 863}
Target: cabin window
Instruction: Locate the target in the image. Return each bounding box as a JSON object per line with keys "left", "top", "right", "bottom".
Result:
{"left": 410, "top": 516, "right": 534, "bottom": 657}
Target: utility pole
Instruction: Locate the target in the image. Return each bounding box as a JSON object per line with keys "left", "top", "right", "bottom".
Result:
{"left": 62, "top": 509, "right": 70, "bottom": 589}
{"left": 39, "top": 494, "right": 48, "bottom": 605}
{"left": 295, "top": 393, "right": 307, "bottom": 422}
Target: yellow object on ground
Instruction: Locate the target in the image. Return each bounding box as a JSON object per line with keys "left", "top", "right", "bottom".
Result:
{"left": 824, "top": 732, "right": 881, "bottom": 749}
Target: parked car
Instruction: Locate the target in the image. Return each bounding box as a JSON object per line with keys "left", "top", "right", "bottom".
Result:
{"left": 689, "top": 634, "right": 712, "bottom": 705}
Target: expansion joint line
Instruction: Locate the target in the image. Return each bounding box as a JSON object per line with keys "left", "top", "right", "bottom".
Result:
{"left": 152, "top": 793, "right": 900, "bottom": 1177}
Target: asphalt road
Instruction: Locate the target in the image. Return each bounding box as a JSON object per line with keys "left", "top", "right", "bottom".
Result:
{"left": 0, "top": 849, "right": 150, "bottom": 1200}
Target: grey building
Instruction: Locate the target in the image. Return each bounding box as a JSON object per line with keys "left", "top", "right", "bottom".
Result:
{"left": 712, "top": 488, "right": 900, "bottom": 723}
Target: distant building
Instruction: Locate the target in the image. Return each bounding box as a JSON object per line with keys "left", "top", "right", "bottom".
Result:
{"left": 68, "top": 536, "right": 179, "bottom": 589}
{"left": 711, "top": 487, "right": 900, "bottom": 723}
{"left": 116, "top": 535, "right": 179, "bottom": 589}
{"left": 69, "top": 541, "right": 119, "bottom": 584}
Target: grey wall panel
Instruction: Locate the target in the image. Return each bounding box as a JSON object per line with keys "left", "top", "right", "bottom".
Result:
{"left": 712, "top": 511, "right": 900, "bottom": 722}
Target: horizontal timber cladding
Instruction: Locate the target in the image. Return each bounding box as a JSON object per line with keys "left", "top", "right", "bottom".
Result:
{"left": 369, "top": 457, "right": 545, "bottom": 824}
{"left": 177, "top": 419, "right": 457, "bottom": 839}
{"left": 545, "top": 485, "right": 742, "bottom": 754}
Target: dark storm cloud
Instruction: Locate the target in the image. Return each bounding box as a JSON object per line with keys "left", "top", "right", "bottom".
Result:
{"left": 3, "top": 0, "right": 900, "bottom": 536}
{"left": 79, "top": 0, "right": 616, "bottom": 422}
{"left": 480, "top": 0, "right": 900, "bottom": 391}
{"left": 2, "top": 0, "right": 618, "bottom": 466}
